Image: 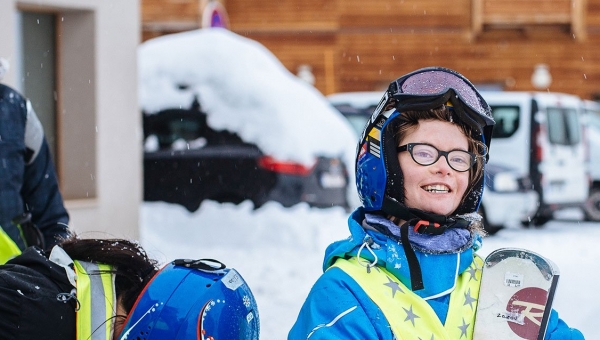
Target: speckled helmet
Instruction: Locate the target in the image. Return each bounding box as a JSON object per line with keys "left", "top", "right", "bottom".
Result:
{"left": 118, "top": 259, "right": 259, "bottom": 340}
{"left": 355, "top": 67, "right": 495, "bottom": 220}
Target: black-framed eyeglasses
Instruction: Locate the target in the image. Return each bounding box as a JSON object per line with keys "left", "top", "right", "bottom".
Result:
{"left": 396, "top": 143, "right": 477, "bottom": 172}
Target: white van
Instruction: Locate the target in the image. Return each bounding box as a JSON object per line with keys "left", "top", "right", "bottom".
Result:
{"left": 328, "top": 91, "right": 539, "bottom": 234}
{"left": 481, "top": 91, "right": 589, "bottom": 226}
{"left": 581, "top": 99, "right": 600, "bottom": 220}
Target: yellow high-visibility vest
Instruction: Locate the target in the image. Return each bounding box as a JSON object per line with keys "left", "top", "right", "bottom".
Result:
{"left": 73, "top": 260, "right": 116, "bottom": 340}
{"left": 0, "top": 227, "right": 22, "bottom": 264}
{"left": 332, "top": 255, "right": 483, "bottom": 340}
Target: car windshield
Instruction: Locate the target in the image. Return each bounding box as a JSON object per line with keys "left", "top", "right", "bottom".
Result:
{"left": 165, "top": 118, "right": 202, "bottom": 144}
{"left": 146, "top": 114, "right": 205, "bottom": 150}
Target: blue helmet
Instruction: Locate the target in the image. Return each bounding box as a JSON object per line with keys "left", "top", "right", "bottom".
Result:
{"left": 356, "top": 67, "right": 495, "bottom": 220}
{"left": 118, "top": 259, "right": 260, "bottom": 340}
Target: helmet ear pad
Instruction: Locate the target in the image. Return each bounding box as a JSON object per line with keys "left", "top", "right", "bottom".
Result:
{"left": 382, "top": 118, "right": 405, "bottom": 205}
{"left": 454, "top": 167, "right": 484, "bottom": 215}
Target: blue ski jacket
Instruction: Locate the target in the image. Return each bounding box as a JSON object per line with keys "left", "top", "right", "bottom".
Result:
{"left": 0, "top": 84, "right": 69, "bottom": 249}
{"left": 289, "top": 208, "right": 584, "bottom": 340}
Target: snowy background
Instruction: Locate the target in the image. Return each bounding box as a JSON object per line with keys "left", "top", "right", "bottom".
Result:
{"left": 140, "top": 202, "right": 598, "bottom": 339}
{"left": 135, "top": 28, "right": 598, "bottom": 339}
{"left": 138, "top": 28, "right": 357, "bottom": 170}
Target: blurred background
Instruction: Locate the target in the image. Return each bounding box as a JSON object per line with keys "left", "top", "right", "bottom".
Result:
{"left": 1, "top": 1, "right": 599, "bottom": 338}
{"left": 1, "top": 0, "right": 599, "bottom": 236}
{"left": 144, "top": 0, "right": 600, "bottom": 98}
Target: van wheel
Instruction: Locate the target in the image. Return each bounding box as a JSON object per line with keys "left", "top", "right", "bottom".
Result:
{"left": 584, "top": 188, "right": 600, "bottom": 221}
{"left": 530, "top": 213, "right": 551, "bottom": 227}
{"left": 478, "top": 206, "right": 503, "bottom": 235}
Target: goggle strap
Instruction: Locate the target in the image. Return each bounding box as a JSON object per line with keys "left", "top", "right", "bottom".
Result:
{"left": 172, "top": 258, "right": 226, "bottom": 272}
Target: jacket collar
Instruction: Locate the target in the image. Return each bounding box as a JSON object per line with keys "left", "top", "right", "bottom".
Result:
{"left": 324, "top": 208, "right": 479, "bottom": 299}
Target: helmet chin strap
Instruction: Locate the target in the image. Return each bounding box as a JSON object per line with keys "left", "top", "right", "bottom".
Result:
{"left": 380, "top": 196, "right": 471, "bottom": 291}
{"left": 382, "top": 196, "right": 471, "bottom": 232}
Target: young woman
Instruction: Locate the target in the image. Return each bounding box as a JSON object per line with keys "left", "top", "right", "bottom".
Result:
{"left": 0, "top": 236, "right": 260, "bottom": 339}
{"left": 289, "top": 67, "right": 583, "bottom": 339}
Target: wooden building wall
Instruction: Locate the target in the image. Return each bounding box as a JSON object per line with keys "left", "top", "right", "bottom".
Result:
{"left": 141, "top": 0, "right": 600, "bottom": 100}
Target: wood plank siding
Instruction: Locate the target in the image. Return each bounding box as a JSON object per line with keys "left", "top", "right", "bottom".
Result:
{"left": 142, "top": 0, "right": 600, "bottom": 100}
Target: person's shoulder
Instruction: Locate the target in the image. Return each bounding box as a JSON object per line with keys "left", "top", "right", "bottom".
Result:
{"left": 5, "top": 246, "right": 49, "bottom": 268}
{"left": 0, "top": 83, "right": 25, "bottom": 102}
{"left": 546, "top": 309, "right": 585, "bottom": 340}
{"left": 0, "top": 83, "right": 15, "bottom": 95}
{"left": 315, "top": 262, "right": 369, "bottom": 296}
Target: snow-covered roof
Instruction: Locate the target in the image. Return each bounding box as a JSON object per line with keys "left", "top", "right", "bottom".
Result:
{"left": 138, "top": 28, "right": 356, "bottom": 166}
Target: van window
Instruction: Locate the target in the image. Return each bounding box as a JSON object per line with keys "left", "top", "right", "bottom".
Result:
{"left": 490, "top": 106, "right": 520, "bottom": 138}
{"left": 586, "top": 111, "right": 600, "bottom": 131}
{"left": 332, "top": 103, "right": 376, "bottom": 137}
{"left": 547, "top": 108, "right": 581, "bottom": 145}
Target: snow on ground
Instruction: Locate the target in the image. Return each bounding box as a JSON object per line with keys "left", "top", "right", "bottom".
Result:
{"left": 141, "top": 201, "right": 599, "bottom": 340}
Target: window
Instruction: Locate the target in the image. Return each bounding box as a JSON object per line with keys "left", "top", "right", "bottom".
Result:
{"left": 547, "top": 108, "right": 581, "bottom": 145}
{"left": 332, "top": 103, "right": 375, "bottom": 137}
{"left": 490, "top": 106, "right": 520, "bottom": 139}
{"left": 17, "top": 8, "right": 97, "bottom": 200}
{"left": 586, "top": 112, "right": 600, "bottom": 132}
{"left": 472, "top": 0, "right": 587, "bottom": 41}
{"left": 144, "top": 109, "right": 246, "bottom": 151}
{"left": 19, "top": 12, "right": 58, "bottom": 162}
{"left": 168, "top": 118, "right": 202, "bottom": 143}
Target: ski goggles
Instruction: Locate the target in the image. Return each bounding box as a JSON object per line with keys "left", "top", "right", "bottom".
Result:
{"left": 388, "top": 67, "right": 494, "bottom": 127}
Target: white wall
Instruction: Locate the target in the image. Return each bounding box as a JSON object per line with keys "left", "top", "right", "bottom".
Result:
{"left": 0, "top": 0, "right": 141, "bottom": 240}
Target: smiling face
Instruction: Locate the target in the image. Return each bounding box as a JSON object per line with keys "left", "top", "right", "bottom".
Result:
{"left": 398, "top": 119, "right": 470, "bottom": 216}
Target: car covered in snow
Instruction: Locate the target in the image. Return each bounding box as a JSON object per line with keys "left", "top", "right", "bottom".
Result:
{"left": 143, "top": 100, "right": 349, "bottom": 211}
{"left": 328, "top": 91, "right": 539, "bottom": 234}
{"left": 139, "top": 29, "right": 357, "bottom": 211}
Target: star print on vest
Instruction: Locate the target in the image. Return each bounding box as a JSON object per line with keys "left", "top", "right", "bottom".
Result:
{"left": 333, "top": 255, "right": 483, "bottom": 339}
{"left": 384, "top": 276, "right": 404, "bottom": 297}
{"left": 404, "top": 305, "right": 420, "bottom": 326}
{"left": 464, "top": 288, "right": 477, "bottom": 310}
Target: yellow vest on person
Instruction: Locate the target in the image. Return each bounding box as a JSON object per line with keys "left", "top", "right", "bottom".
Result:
{"left": 333, "top": 255, "right": 483, "bottom": 340}
{"left": 0, "top": 227, "right": 23, "bottom": 264}
{"left": 73, "top": 260, "right": 116, "bottom": 340}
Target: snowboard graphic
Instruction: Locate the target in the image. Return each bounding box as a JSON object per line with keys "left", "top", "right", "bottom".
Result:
{"left": 473, "top": 248, "right": 559, "bottom": 340}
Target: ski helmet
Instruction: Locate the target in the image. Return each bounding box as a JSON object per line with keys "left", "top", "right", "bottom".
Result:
{"left": 118, "top": 259, "right": 260, "bottom": 340}
{"left": 356, "top": 67, "right": 495, "bottom": 220}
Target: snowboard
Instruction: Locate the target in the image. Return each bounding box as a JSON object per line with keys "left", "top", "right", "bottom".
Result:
{"left": 473, "top": 248, "right": 560, "bottom": 340}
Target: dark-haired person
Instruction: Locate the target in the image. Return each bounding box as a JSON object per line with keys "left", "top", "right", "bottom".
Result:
{"left": 0, "top": 236, "right": 260, "bottom": 339}
{"left": 289, "top": 67, "right": 583, "bottom": 339}
{"left": 0, "top": 83, "right": 70, "bottom": 262}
